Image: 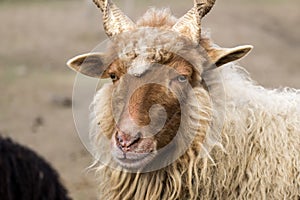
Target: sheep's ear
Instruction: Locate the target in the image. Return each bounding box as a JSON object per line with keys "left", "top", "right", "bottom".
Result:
{"left": 207, "top": 45, "right": 253, "bottom": 68}
{"left": 67, "top": 53, "right": 109, "bottom": 78}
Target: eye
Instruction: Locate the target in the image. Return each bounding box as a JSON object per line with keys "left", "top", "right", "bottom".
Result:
{"left": 177, "top": 75, "right": 187, "bottom": 83}
{"left": 110, "top": 73, "right": 118, "bottom": 81}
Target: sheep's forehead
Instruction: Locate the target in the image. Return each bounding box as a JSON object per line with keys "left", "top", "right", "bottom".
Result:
{"left": 110, "top": 28, "right": 206, "bottom": 76}
{"left": 124, "top": 49, "right": 174, "bottom": 77}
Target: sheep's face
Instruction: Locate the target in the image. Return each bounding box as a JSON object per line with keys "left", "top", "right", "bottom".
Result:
{"left": 68, "top": 29, "right": 252, "bottom": 171}
{"left": 107, "top": 53, "right": 197, "bottom": 170}
{"left": 95, "top": 31, "right": 204, "bottom": 170}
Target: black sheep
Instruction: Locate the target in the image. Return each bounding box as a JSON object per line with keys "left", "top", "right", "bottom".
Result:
{"left": 0, "top": 136, "right": 71, "bottom": 200}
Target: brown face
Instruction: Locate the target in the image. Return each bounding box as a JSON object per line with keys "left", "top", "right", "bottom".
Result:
{"left": 108, "top": 56, "right": 197, "bottom": 170}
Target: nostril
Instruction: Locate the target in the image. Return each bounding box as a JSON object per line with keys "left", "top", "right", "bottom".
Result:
{"left": 117, "top": 135, "right": 123, "bottom": 143}
{"left": 116, "top": 132, "right": 125, "bottom": 146}
{"left": 132, "top": 132, "right": 142, "bottom": 143}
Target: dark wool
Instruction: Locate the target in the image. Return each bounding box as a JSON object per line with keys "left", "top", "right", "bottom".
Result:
{"left": 0, "top": 136, "right": 71, "bottom": 200}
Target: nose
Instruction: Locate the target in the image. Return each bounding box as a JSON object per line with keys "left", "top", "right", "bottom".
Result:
{"left": 115, "top": 130, "right": 141, "bottom": 151}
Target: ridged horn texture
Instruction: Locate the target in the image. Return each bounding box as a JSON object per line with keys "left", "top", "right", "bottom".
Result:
{"left": 172, "top": 0, "right": 216, "bottom": 43}
{"left": 93, "top": 0, "right": 136, "bottom": 37}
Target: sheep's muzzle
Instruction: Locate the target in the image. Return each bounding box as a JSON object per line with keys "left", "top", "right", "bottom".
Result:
{"left": 109, "top": 67, "right": 187, "bottom": 170}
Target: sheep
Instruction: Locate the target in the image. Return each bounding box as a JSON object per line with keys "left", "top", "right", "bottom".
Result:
{"left": 0, "top": 136, "right": 71, "bottom": 200}
{"left": 67, "top": 0, "right": 300, "bottom": 199}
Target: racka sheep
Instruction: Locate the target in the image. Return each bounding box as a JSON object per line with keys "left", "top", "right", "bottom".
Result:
{"left": 0, "top": 136, "right": 71, "bottom": 200}
{"left": 67, "top": 0, "right": 300, "bottom": 199}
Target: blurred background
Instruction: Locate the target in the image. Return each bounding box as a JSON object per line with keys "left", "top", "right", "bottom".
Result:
{"left": 0, "top": 0, "right": 299, "bottom": 199}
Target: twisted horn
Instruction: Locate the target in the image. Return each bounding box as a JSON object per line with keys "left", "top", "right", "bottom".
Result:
{"left": 197, "top": 0, "right": 216, "bottom": 18}
{"left": 93, "top": 0, "right": 136, "bottom": 37}
{"left": 172, "top": 0, "right": 216, "bottom": 43}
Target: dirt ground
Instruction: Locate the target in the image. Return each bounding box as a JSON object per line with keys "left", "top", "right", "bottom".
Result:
{"left": 0, "top": 0, "right": 299, "bottom": 199}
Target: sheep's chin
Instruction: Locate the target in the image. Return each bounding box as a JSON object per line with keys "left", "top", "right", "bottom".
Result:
{"left": 112, "top": 152, "right": 155, "bottom": 170}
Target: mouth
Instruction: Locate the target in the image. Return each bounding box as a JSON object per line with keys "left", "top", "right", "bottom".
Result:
{"left": 112, "top": 151, "right": 155, "bottom": 170}
{"left": 110, "top": 133, "right": 156, "bottom": 170}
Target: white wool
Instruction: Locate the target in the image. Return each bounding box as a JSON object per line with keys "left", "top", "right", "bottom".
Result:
{"left": 220, "top": 64, "right": 300, "bottom": 113}
{"left": 128, "top": 56, "right": 152, "bottom": 77}
{"left": 90, "top": 62, "right": 300, "bottom": 199}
